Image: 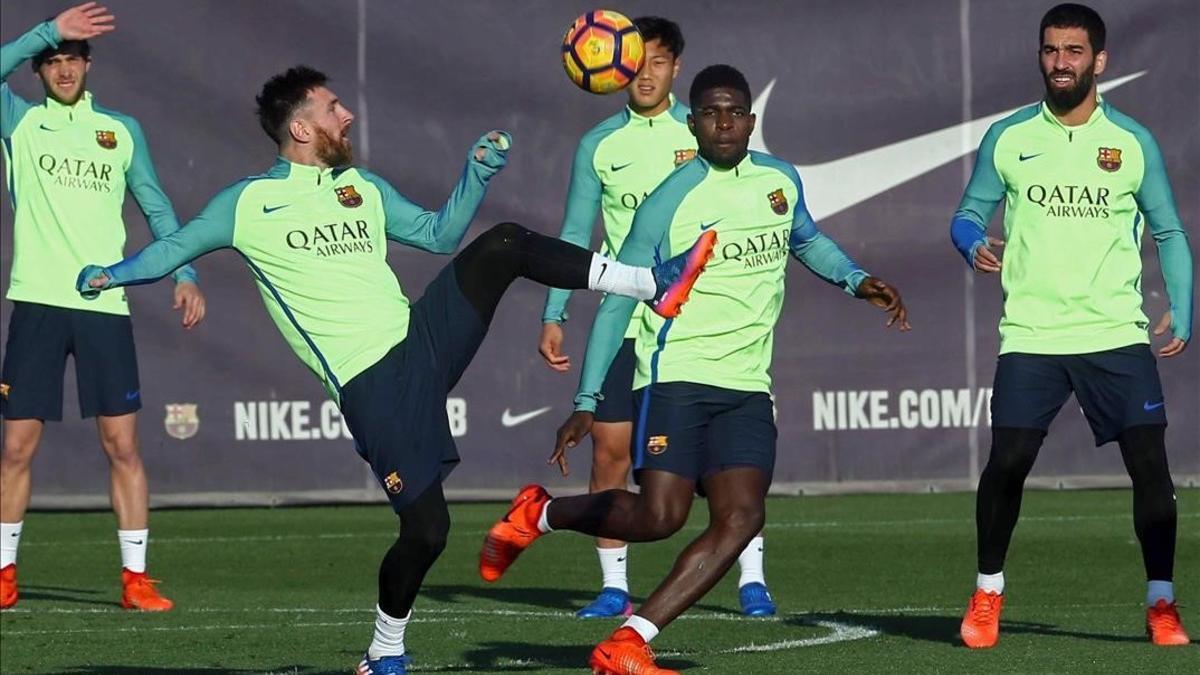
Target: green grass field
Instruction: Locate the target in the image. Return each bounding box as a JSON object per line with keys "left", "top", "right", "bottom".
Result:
{"left": 1, "top": 489, "right": 1196, "bottom": 673}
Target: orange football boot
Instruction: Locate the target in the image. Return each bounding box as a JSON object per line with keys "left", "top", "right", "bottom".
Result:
{"left": 479, "top": 485, "right": 551, "bottom": 582}
{"left": 960, "top": 588, "right": 1003, "bottom": 649}
{"left": 589, "top": 627, "right": 679, "bottom": 675}
{"left": 0, "top": 564, "right": 17, "bottom": 609}
{"left": 1146, "top": 599, "right": 1190, "bottom": 646}
{"left": 121, "top": 569, "right": 174, "bottom": 611}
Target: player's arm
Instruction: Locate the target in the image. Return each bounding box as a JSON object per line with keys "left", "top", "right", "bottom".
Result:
{"left": 367, "top": 131, "right": 510, "bottom": 254}
{"left": 77, "top": 182, "right": 242, "bottom": 297}
{"left": 950, "top": 123, "right": 1006, "bottom": 272}
{"left": 1133, "top": 128, "right": 1194, "bottom": 355}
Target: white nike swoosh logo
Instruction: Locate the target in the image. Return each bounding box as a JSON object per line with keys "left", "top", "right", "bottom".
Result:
{"left": 750, "top": 71, "right": 1145, "bottom": 221}
{"left": 501, "top": 406, "right": 553, "bottom": 427}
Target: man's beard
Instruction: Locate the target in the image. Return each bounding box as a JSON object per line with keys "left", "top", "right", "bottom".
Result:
{"left": 1043, "top": 64, "right": 1095, "bottom": 112}
{"left": 315, "top": 126, "right": 353, "bottom": 167}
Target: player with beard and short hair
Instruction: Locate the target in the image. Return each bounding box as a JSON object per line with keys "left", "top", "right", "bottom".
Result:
{"left": 76, "top": 64, "right": 716, "bottom": 675}
{"left": 951, "top": 2, "right": 1193, "bottom": 649}
{"left": 539, "top": 15, "right": 776, "bottom": 620}
{"left": 482, "top": 64, "right": 909, "bottom": 675}
{"left": 1, "top": 2, "right": 205, "bottom": 612}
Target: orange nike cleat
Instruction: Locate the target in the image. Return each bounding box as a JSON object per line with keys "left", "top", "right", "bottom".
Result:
{"left": 646, "top": 229, "right": 717, "bottom": 319}
{"left": 960, "top": 588, "right": 1003, "bottom": 649}
{"left": 0, "top": 564, "right": 17, "bottom": 609}
{"left": 121, "top": 569, "right": 174, "bottom": 611}
{"left": 1146, "top": 599, "right": 1190, "bottom": 646}
{"left": 479, "top": 484, "right": 551, "bottom": 582}
{"left": 589, "top": 627, "right": 679, "bottom": 675}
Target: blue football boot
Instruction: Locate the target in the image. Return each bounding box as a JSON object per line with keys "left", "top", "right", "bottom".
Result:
{"left": 576, "top": 587, "right": 634, "bottom": 618}
{"left": 356, "top": 653, "right": 410, "bottom": 674}
{"left": 739, "top": 582, "right": 777, "bottom": 617}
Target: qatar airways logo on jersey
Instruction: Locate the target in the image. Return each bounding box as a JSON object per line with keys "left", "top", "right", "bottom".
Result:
{"left": 285, "top": 220, "right": 375, "bottom": 257}
{"left": 719, "top": 226, "right": 791, "bottom": 270}
{"left": 37, "top": 154, "right": 115, "bottom": 193}
{"left": 1026, "top": 184, "right": 1111, "bottom": 219}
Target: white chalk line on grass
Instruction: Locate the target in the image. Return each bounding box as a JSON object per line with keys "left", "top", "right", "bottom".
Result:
{"left": 20, "top": 512, "right": 1195, "bottom": 547}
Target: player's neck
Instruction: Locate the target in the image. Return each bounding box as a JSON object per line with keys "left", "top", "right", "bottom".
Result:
{"left": 629, "top": 97, "right": 672, "bottom": 118}
{"left": 280, "top": 145, "right": 330, "bottom": 170}
{"left": 1047, "top": 89, "right": 1099, "bottom": 127}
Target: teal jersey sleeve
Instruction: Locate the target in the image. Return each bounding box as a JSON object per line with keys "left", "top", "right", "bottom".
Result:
{"left": 950, "top": 120, "right": 1008, "bottom": 266}
{"left": 103, "top": 110, "right": 199, "bottom": 285}
{"left": 768, "top": 158, "right": 868, "bottom": 295}
{"left": 362, "top": 132, "right": 506, "bottom": 255}
{"left": 1109, "top": 114, "right": 1194, "bottom": 342}
{"left": 1, "top": 20, "right": 58, "bottom": 139}
{"left": 543, "top": 134, "right": 604, "bottom": 323}
{"left": 82, "top": 181, "right": 244, "bottom": 294}
{"left": 573, "top": 162, "right": 702, "bottom": 412}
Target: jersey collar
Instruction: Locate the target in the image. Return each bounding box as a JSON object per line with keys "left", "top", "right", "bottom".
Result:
{"left": 696, "top": 150, "right": 753, "bottom": 176}
{"left": 43, "top": 90, "right": 95, "bottom": 117}
{"left": 625, "top": 94, "right": 683, "bottom": 126}
{"left": 1039, "top": 94, "right": 1107, "bottom": 134}
{"left": 272, "top": 156, "right": 342, "bottom": 185}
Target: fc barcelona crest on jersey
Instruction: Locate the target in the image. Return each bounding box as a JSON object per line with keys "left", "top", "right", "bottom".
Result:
{"left": 674, "top": 149, "right": 696, "bottom": 166}
{"left": 1097, "top": 147, "right": 1122, "bottom": 172}
{"left": 384, "top": 471, "right": 404, "bottom": 494}
{"left": 767, "top": 188, "right": 789, "bottom": 215}
{"left": 95, "top": 130, "right": 117, "bottom": 149}
{"left": 163, "top": 403, "right": 200, "bottom": 440}
{"left": 335, "top": 185, "right": 363, "bottom": 207}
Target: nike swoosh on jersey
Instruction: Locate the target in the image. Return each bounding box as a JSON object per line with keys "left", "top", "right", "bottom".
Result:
{"left": 750, "top": 71, "right": 1145, "bottom": 221}
{"left": 611, "top": 162, "right": 633, "bottom": 172}
{"left": 263, "top": 204, "right": 291, "bottom": 214}
{"left": 38, "top": 124, "right": 58, "bottom": 132}
{"left": 501, "top": 406, "right": 553, "bottom": 427}
{"left": 700, "top": 219, "right": 724, "bottom": 231}
{"left": 1019, "top": 153, "right": 1044, "bottom": 161}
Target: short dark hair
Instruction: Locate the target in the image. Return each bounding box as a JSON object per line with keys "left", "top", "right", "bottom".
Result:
{"left": 31, "top": 40, "right": 90, "bottom": 71}
{"left": 255, "top": 65, "right": 328, "bottom": 144}
{"left": 689, "top": 64, "right": 751, "bottom": 110}
{"left": 634, "top": 16, "right": 685, "bottom": 58}
{"left": 1040, "top": 3, "right": 1106, "bottom": 53}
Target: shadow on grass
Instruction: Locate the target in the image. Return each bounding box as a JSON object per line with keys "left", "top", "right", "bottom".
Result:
{"left": 62, "top": 668, "right": 341, "bottom": 675}
{"left": 413, "top": 641, "right": 699, "bottom": 673}
{"left": 422, "top": 583, "right": 735, "bottom": 615}
{"left": 16, "top": 584, "right": 119, "bottom": 608}
{"left": 796, "top": 611, "right": 1149, "bottom": 645}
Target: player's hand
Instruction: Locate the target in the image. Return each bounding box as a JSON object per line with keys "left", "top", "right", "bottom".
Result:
{"left": 173, "top": 281, "right": 206, "bottom": 330}
{"left": 973, "top": 237, "right": 1004, "bottom": 273}
{"left": 1153, "top": 311, "right": 1188, "bottom": 357}
{"left": 76, "top": 264, "right": 110, "bottom": 300}
{"left": 857, "top": 276, "right": 911, "bottom": 331}
{"left": 472, "top": 131, "right": 511, "bottom": 170}
{"left": 55, "top": 2, "right": 115, "bottom": 41}
{"left": 548, "top": 411, "right": 594, "bottom": 476}
{"left": 539, "top": 323, "right": 571, "bottom": 372}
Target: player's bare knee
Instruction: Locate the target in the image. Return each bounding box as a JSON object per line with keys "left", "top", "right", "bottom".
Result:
{"left": 642, "top": 504, "right": 688, "bottom": 539}
{"left": 1, "top": 436, "right": 37, "bottom": 468}
{"left": 101, "top": 436, "right": 142, "bottom": 467}
{"left": 714, "top": 505, "right": 765, "bottom": 539}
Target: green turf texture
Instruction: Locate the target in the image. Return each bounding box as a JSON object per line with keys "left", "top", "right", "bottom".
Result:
{"left": 1, "top": 489, "right": 1196, "bottom": 673}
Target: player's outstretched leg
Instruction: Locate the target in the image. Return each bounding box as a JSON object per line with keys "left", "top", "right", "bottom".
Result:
{"left": 452, "top": 222, "right": 715, "bottom": 327}
{"left": 358, "top": 482, "right": 450, "bottom": 674}
{"left": 1117, "top": 425, "right": 1190, "bottom": 646}
{"left": 961, "top": 427, "right": 1044, "bottom": 648}
{"left": 480, "top": 471, "right": 694, "bottom": 583}
{"left": 591, "top": 468, "right": 768, "bottom": 675}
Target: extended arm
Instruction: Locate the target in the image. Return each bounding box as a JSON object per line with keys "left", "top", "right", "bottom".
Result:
{"left": 543, "top": 137, "right": 604, "bottom": 324}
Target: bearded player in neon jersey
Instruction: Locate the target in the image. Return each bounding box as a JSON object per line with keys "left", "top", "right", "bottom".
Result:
{"left": 1, "top": 3, "right": 205, "bottom": 612}
{"left": 77, "top": 65, "right": 714, "bottom": 675}
{"left": 952, "top": 3, "right": 1192, "bottom": 649}
{"left": 540, "top": 16, "right": 776, "bottom": 619}
{"left": 483, "top": 65, "right": 910, "bottom": 674}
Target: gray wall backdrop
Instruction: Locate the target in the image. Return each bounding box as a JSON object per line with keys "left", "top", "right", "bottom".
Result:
{"left": 1, "top": 0, "right": 1196, "bottom": 506}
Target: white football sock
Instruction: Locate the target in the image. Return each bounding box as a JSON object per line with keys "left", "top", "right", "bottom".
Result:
{"left": 598, "top": 545, "right": 629, "bottom": 592}
{"left": 977, "top": 571, "right": 1004, "bottom": 595}
{"left": 368, "top": 605, "right": 409, "bottom": 658}
{"left": 1, "top": 522, "right": 22, "bottom": 568}
{"left": 537, "top": 499, "right": 554, "bottom": 533}
{"left": 737, "top": 536, "right": 766, "bottom": 587}
{"left": 622, "top": 614, "right": 660, "bottom": 643}
{"left": 588, "top": 254, "right": 656, "bottom": 300}
{"left": 118, "top": 528, "right": 148, "bottom": 573}
{"left": 1147, "top": 580, "right": 1174, "bottom": 606}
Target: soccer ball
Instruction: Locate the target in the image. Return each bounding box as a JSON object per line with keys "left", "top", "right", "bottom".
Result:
{"left": 561, "top": 10, "right": 645, "bottom": 94}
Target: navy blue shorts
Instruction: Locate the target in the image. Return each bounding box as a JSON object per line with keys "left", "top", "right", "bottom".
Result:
{"left": 1, "top": 302, "right": 141, "bottom": 421}
{"left": 632, "top": 382, "right": 776, "bottom": 493}
{"left": 594, "top": 338, "right": 636, "bottom": 423}
{"left": 338, "top": 263, "right": 486, "bottom": 512}
{"left": 990, "top": 344, "right": 1167, "bottom": 446}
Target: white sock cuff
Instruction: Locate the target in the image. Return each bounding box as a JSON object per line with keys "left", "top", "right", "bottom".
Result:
{"left": 597, "top": 545, "right": 629, "bottom": 593}
{"left": 1147, "top": 580, "right": 1174, "bottom": 606}
{"left": 537, "top": 499, "right": 554, "bottom": 533}
{"left": 1, "top": 522, "right": 22, "bottom": 568}
{"left": 118, "top": 529, "right": 149, "bottom": 573}
{"left": 976, "top": 571, "right": 1005, "bottom": 595}
{"left": 118, "top": 528, "right": 149, "bottom": 539}
{"left": 622, "top": 614, "right": 660, "bottom": 643}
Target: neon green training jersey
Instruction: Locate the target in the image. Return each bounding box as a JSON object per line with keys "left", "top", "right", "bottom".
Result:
{"left": 952, "top": 99, "right": 1193, "bottom": 353}
{"left": 542, "top": 96, "right": 695, "bottom": 338}
{"left": 2, "top": 20, "right": 197, "bottom": 315}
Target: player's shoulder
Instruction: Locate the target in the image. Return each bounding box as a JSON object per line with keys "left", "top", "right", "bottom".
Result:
{"left": 983, "top": 103, "right": 1041, "bottom": 146}
{"left": 579, "top": 108, "right": 632, "bottom": 153}
{"left": 90, "top": 101, "right": 141, "bottom": 134}
{"left": 643, "top": 156, "right": 708, "bottom": 207}
{"left": 748, "top": 150, "right": 801, "bottom": 186}
{"left": 1101, "top": 101, "right": 1158, "bottom": 149}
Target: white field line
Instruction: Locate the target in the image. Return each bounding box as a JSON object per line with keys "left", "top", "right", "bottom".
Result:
{"left": 19, "top": 512, "right": 1195, "bottom": 548}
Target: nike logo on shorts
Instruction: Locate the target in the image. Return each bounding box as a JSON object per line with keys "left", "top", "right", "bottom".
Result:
{"left": 1144, "top": 400, "right": 1165, "bottom": 411}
